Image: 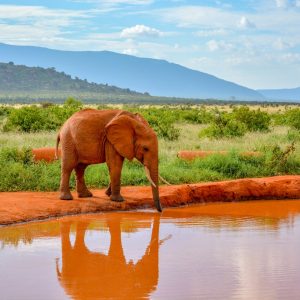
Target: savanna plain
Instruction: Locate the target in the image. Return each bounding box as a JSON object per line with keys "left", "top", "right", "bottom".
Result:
{"left": 0, "top": 99, "right": 300, "bottom": 192}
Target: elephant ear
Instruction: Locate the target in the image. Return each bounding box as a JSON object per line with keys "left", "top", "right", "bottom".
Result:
{"left": 134, "top": 113, "right": 150, "bottom": 126}
{"left": 105, "top": 115, "right": 136, "bottom": 160}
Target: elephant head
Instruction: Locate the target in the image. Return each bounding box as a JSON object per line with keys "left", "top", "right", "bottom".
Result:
{"left": 105, "top": 113, "right": 163, "bottom": 211}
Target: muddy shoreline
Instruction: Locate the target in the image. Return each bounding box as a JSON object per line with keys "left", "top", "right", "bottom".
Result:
{"left": 0, "top": 175, "right": 299, "bottom": 226}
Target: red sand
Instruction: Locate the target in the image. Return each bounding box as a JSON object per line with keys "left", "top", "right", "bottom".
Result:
{"left": 178, "top": 150, "right": 261, "bottom": 160}
{"left": 0, "top": 175, "right": 299, "bottom": 226}
{"left": 32, "top": 148, "right": 262, "bottom": 163}
{"left": 32, "top": 148, "right": 61, "bottom": 162}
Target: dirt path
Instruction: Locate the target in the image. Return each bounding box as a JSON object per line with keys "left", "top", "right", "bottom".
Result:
{"left": 1, "top": 175, "right": 299, "bottom": 226}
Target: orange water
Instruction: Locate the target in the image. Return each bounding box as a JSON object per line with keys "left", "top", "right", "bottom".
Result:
{"left": 1, "top": 200, "right": 300, "bottom": 299}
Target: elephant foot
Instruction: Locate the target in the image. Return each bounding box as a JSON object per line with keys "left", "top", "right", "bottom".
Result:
{"left": 60, "top": 193, "right": 73, "bottom": 200}
{"left": 105, "top": 186, "right": 112, "bottom": 196}
{"left": 110, "top": 194, "right": 124, "bottom": 202}
{"left": 78, "top": 190, "right": 93, "bottom": 198}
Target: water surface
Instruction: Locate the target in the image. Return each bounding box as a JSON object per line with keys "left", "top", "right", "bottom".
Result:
{"left": 1, "top": 200, "right": 300, "bottom": 300}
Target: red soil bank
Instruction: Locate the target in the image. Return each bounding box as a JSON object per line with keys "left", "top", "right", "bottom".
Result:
{"left": 32, "top": 147, "right": 61, "bottom": 162}
{"left": 0, "top": 175, "right": 299, "bottom": 226}
{"left": 178, "top": 150, "right": 261, "bottom": 160}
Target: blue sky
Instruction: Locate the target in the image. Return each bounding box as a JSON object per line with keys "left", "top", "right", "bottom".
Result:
{"left": 0, "top": 0, "right": 299, "bottom": 89}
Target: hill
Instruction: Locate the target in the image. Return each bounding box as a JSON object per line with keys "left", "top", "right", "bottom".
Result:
{"left": 258, "top": 87, "right": 300, "bottom": 101}
{"left": 0, "top": 43, "right": 264, "bottom": 101}
{"left": 0, "top": 62, "right": 140, "bottom": 95}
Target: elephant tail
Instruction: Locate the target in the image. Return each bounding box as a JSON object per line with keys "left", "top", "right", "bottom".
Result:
{"left": 55, "top": 134, "right": 60, "bottom": 160}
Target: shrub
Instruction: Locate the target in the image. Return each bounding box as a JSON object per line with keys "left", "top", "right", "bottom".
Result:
{"left": 199, "top": 111, "right": 247, "bottom": 138}
{"left": 3, "top": 98, "right": 83, "bottom": 132}
{"left": 142, "top": 111, "right": 180, "bottom": 141}
{"left": 0, "top": 147, "right": 33, "bottom": 165}
{"left": 180, "top": 107, "right": 213, "bottom": 124}
{"left": 0, "top": 106, "right": 13, "bottom": 117}
{"left": 264, "top": 142, "right": 296, "bottom": 174}
{"left": 4, "top": 105, "right": 46, "bottom": 132}
{"left": 283, "top": 108, "right": 300, "bottom": 130}
{"left": 125, "top": 106, "right": 180, "bottom": 141}
{"left": 232, "top": 106, "right": 271, "bottom": 132}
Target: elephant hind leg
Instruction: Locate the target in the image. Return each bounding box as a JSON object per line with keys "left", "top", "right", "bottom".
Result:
{"left": 105, "top": 182, "right": 112, "bottom": 196}
{"left": 60, "top": 165, "right": 74, "bottom": 200}
{"left": 75, "top": 163, "right": 93, "bottom": 198}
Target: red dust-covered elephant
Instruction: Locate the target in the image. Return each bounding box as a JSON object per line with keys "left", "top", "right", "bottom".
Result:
{"left": 56, "top": 109, "right": 167, "bottom": 211}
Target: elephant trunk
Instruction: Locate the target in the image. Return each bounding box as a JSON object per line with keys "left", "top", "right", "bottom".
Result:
{"left": 145, "top": 165, "right": 162, "bottom": 212}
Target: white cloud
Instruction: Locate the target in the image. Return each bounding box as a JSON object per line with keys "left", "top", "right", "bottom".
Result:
{"left": 275, "top": 0, "right": 300, "bottom": 8}
{"left": 196, "top": 28, "right": 228, "bottom": 37}
{"left": 276, "top": 0, "right": 289, "bottom": 7}
{"left": 120, "top": 24, "right": 163, "bottom": 38}
{"left": 273, "top": 38, "right": 294, "bottom": 50}
{"left": 206, "top": 40, "right": 219, "bottom": 51}
{"left": 158, "top": 6, "right": 237, "bottom": 29}
{"left": 71, "top": 0, "right": 153, "bottom": 6}
{"left": 279, "top": 52, "right": 300, "bottom": 63}
{"left": 206, "top": 39, "right": 234, "bottom": 52}
{"left": 237, "top": 16, "right": 256, "bottom": 29}
{"left": 0, "top": 5, "right": 90, "bottom": 20}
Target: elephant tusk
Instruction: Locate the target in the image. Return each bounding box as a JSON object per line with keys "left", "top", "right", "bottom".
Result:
{"left": 159, "top": 175, "right": 171, "bottom": 185}
{"left": 144, "top": 166, "right": 157, "bottom": 188}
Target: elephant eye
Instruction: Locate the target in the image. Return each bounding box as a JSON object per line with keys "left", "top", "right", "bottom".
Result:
{"left": 143, "top": 146, "right": 149, "bottom": 152}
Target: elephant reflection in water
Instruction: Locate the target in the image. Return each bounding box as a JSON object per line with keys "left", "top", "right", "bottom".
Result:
{"left": 56, "top": 215, "right": 169, "bottom": 300}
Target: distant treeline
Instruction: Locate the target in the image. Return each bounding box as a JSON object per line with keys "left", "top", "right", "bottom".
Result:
{"left": 1, "top": 92, "right": 300, "bottom": 106}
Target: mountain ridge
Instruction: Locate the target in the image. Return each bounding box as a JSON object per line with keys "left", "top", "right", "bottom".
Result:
{"left": 258, "top": 87, "right": 300, "bottom": 101}
{"left": 0, "top": 42, "right": 264, "bottom": 101}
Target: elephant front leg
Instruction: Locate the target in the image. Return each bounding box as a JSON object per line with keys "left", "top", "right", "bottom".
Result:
{"left": 105, "top": 142, "right": 124, "bottom": 202}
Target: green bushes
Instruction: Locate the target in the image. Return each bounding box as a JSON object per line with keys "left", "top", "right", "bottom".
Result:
{"left": 3, "top": 98, "right": 82, "bottom": 132}
{"left": 199, "top": 112, "right": 247, "bottom": 138}
{"left": 124, "top": 106, "right": 180, "bottom": 141}
{"left": 199, "top": 107, "right": 271, "bottom": 139}
{"left": 232, "top": 106, "right": 271, "bottom": 132}
{"left": 274, "top": 108, "right": 300, "bottom": 130}
{"left": 0, "top": 147, "right": 33, "bottom": 165}
{"left": 140, "top": 110, "right": 180, "bottom": 141}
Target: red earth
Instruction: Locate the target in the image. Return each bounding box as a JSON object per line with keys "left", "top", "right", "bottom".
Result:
{"left": 32, "top": 147, "right": 61, "bottom": 162}
{"left": 32, "top": 148, "right": 262, "bottom": 163}
{"left": 0, "top": 175, "right": 299, "bottom": 225}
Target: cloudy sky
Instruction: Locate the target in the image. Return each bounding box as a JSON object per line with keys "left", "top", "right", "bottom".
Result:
{"left": 0, "top": 0, "right": 299, "bottom": 89}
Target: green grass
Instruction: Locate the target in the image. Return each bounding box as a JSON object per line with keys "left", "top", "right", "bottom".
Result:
{"left": 0, "top": 123, "right": 299, "bottom": 192}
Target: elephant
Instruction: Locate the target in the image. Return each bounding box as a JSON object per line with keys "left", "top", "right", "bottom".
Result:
{"left": 56, "top": 109, "right": 166, "bottom": 211}
{"left": 55, "top": 214, "right": 170, "bottom": 299}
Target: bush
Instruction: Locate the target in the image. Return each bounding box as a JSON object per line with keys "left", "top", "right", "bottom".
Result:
{"left": 263, "top": 142, "right": 296, "bottom": 174}
{"left": 0, "top": 147, "right": 33, "bottom": 165}
{"left": 0, "top": 106, "right": 12, "bottom": 117}
{"left": 232, "top": 106, "right": 271, "bottom": 132}
{"left": 3, "top": 98, "right": 83, "bottom": 132}
{"left": 180, "top": 107, "right": 213, "bottom": 124}
{"left": 282, "top": 108, "right": 300, "bottom": 130}
{"left": 124, "top": 106, "right": 180, "bottom": 141}
{"left": 199, "top": 111, "right": 247, "bottom": 138}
